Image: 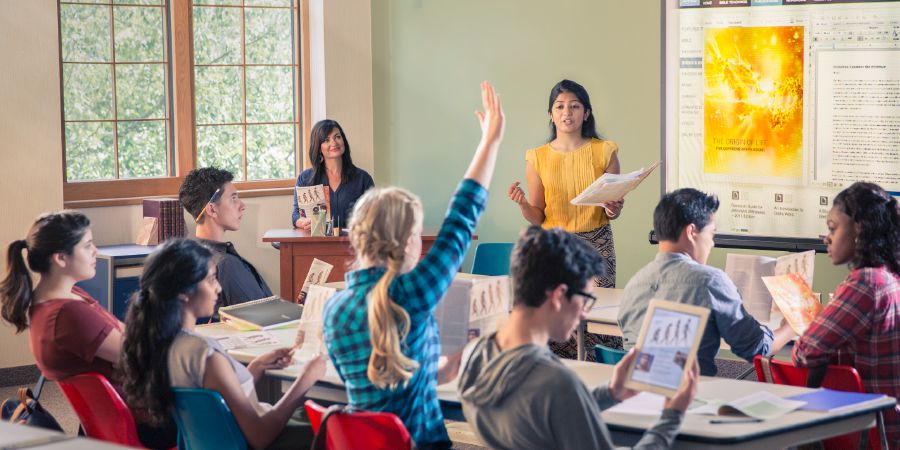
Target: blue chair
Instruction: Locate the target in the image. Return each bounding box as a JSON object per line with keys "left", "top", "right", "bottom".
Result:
{"left": 593, "top": 344, "right": 626, "bottom": 365}
{"left": 171, "top": 388, "right": 247, "bottom": 450}
{"left": 471, "top": 243, "right": 514, "bottom": 276}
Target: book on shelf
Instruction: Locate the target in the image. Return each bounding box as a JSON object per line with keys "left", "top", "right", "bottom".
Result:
{"left": 220, "top": 296, "right": 303, "bottom": 331}
{"left": 725, "top": 250, "right": 815, "bottom": 325}
{"left": 786, "top": 388, "right": 886, "bottom": 413}
{"left": 570, "top": 161, "right": 660, "bottom": 206}
{"left": 143, "top": 198, "right": 186, "bottom": 243}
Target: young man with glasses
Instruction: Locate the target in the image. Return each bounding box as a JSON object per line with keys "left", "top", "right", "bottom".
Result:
{"left": 458, "top": 226, "right": 698, "bottom": 450}
{"left": 179, "top": 167, "right": 272, "bottom": 320}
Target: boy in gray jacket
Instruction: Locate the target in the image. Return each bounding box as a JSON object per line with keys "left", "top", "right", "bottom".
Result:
{"left": 458, "top": 226, "right": 698, "bottom": 450}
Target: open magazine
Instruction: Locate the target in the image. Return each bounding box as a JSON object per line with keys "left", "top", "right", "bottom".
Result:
{"left": 293, "top": 284, "right": 337, "bottom": 355}
{"left": 724, "top": 250, "right": 815, "bottom": 324}
{"left": 432, "top": 276, "right": 511, "bottom": 355}
{"left": 761, "top": 273, "right": 823, "bottom": 335}
{"left": 570, "top": 161, "right": 660, "bottom": 206}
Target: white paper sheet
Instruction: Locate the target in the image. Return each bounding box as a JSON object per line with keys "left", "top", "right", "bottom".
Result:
{"left": 570, "top": 161, "right": 660, "bottom": 206}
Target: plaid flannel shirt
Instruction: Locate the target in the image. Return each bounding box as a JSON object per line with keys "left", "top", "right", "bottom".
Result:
{"left": 323, "top": 179, "right": 487, "bottom": 447}
{"left": 793, "top": 266, "right": 900, "bottom": 448}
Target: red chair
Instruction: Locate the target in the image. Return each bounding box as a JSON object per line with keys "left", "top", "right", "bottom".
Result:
{"left": 305, "top": 400, "right": 412, "bottom": 450}
{"left": 753, "top": 356, "right": 885, "bottom": 450}
{"left": 57, "top": 372, "right": 143, "bottom": 448}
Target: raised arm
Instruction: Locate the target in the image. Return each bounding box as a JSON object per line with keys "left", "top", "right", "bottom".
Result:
{"left": 464, "top": 81, "right": 505, "bottom": 186}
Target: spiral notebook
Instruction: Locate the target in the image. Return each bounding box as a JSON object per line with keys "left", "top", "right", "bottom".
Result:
{"left": 220, "top": 296, "right": 303, "bottom": 331}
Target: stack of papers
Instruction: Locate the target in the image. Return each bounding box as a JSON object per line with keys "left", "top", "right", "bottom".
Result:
{"left": 570, "top": 161, "right": 660, "bottom": 206}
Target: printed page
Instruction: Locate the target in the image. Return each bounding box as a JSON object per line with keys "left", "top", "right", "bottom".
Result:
{"left": 293, "top": 284, "right": 336, "bottom": 355}
{"left": 762, "top": 273, "right": 823, "bottom": 335}
{"left": 216, "top": 331, "right": 280, "bottom": 350}
{"left": 300, "top": 258, "right": 334, "bottom": 296}
{"left": 631, "top": 308, "right": 702, "bottom": 391}
{"left": 716, "top": 391, "right": 806, "bottom": 420}
{"left": 296, "top": 185, "right": 329, "bottom": 236}
{"left": 724, "top": 254, "right": 776, "bottom": 322}
{"left": 774, "top": 250, "right": 815, "bottom": 288}
{"left": 571, "top": 161, "right": 660, "bottom": 206}
{"left": 467, "top": 277, "right": 511, "bottom": 342}
{"left": 432, "top": 278, "right": 473, "bottom": 356}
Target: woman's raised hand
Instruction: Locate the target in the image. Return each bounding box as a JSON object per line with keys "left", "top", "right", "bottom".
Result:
{"left": 508, "top": 181, "right": 529, "bottom": 206}
{"left": 475, "top": 81, "right": 505, "bottom": 151}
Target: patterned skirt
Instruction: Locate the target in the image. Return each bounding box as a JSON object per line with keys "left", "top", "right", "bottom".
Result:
{"left": 550, "top": 223, "right": 621, "bottom": 360}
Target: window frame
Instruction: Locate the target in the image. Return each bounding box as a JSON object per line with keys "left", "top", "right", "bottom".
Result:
{"left": 59, "top": 0, "right": 312, "bottom": 208}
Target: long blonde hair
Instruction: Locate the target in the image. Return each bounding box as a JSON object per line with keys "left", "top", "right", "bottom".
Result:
{"left": 348, "top": 187, "right": 424, "bottom": 389}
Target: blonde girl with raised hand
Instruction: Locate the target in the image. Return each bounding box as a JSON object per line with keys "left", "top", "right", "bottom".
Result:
{"left": 322, "top": 82, "right": 505, "bottom": 450}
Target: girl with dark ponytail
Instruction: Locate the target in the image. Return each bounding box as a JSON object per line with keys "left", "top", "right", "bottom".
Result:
{"left": 121, "top": 238, "right": 325, "bottom": 450}
{"left": 0, "top": 211, "right": 118, "bottom": 380}
{"left": 793, "top": 182, "right": 900, "bottom": 447}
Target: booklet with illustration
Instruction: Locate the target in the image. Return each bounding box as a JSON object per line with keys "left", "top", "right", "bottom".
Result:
{"left": 761, "top": 273, "right": 823, "bottom": 335}
{"left": 299, "top": 258, "right": 334, "bottom": 301}
{"left": 725, "top": 250, "right": 815, "bottom": 324}
{"left": 220, "top": 296, "right": 303, "bottom": 331}
{"left": 624, "top": 299, "right": 710, "bottom": 397}
{"left": 295, "top": 185, "right": 330, "bottom": 236}
{"left": 570, "top": 161, "right": 660, "bottom": 206}
{"left": 293, "top": 284, "right": 336, "bottom": 355}
{"left": 690, "top": 390, "right": 806, "bottom": 420}
{"left": 432, "top": 276, "right": 511, "bottom": 356}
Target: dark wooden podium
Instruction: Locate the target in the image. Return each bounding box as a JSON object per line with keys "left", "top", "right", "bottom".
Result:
{"left": 263, "top": 229, "right": 442, "bottom": 301}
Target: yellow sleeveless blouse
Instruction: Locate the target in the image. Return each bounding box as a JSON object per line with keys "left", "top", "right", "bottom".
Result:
{"left": 525, "top": 138, "right": 619, "bottom": 233}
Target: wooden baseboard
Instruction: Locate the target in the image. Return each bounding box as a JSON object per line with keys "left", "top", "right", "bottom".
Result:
{"left": 0, "top": 364, "right": 41, "bottom": 387}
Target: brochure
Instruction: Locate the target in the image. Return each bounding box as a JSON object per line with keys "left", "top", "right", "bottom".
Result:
{"left": 299, "top": 258, "right": 334, "bottom": 301}
{"left": 689, "top": 391, "right": 806, "bottom": 420}
{"left": 296, "top": 185, "right": 330, "bottom": 236}
{"left": 293, "top": 284, "right": 337, "bottom": 355}
{"left": 570, "top": 161, "right": 659, "bottom": 206}
{"left": 724, "top": 250, "right": 815, "bottom": 324}
{"left": 761, "top": 273, "right": 823, "bottom": 335}
{"left": 432, "top": 276, "right": 511, "bottom": 355}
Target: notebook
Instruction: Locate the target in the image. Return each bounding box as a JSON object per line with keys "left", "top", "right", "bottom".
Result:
{"left": 220, "top": 296, "right": 303, "bottom": 331}
{"left": 786, "top": 389, "right": 887, "bottom": 413}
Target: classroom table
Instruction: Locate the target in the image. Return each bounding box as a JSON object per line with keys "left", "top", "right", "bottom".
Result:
{"left": 196, "top": 324, "right": 896, "bottom": 450}
{"left": 0, "top": 422, "right": 132, "bottom": 449}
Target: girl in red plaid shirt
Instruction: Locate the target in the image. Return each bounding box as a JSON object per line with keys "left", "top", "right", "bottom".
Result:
{"left": 793, "top": 181, "right": 900, "bottom": 449}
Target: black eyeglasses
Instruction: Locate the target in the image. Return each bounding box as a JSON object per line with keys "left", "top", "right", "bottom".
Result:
{"left": 572, "top": 290, "right": 597, "bottom": 312}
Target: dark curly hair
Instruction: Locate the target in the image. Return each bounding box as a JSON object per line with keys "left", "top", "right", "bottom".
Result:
{"left": 653, "top": 188, "right": 720, "bottom": 241}
{"left": 305, "top": 119, "right": 358, "bottom": 185}
{"left": 1, "top": 211, "right": 90, "bottom": 333}
{"left": 178, "top": 167, "right": 234, "bottom": 220}
{"left": 546, "top": 79, "right": 602, "bottom": 142}
{"left": 832, "top": 182, "right": 900, "bottom": 274}
{"left": 510, "top": 226, "right": 606, "bottom": 308}
{"left": 120, "top": 238, "right": 213, "bottom": 425}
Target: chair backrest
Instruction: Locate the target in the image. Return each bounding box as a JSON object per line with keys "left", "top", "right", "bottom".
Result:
{"left": 593, "top": 344, "right": 627, "bottom": 365}
{"left": 171, "top": 388, "right": 247, "bottom": 450}
{"left": 752, "top": 356, "right": 880, "bottom": 450}
{"left": 57, "top": 372, "right": 143, "bottom": 447}
{"left": 471, "top": 243, "right": 514, "bottom": 276}
{"left": 305, "top": 400, "right": 412, "bottom": 450}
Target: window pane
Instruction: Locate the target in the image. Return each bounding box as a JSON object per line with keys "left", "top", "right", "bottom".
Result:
{"left": 193, "top": 0, "right": 241, "bottom": 5}
{"left": 113, "top": 0, "right": 162, "bottom": 4}
{"left": 246, "top": 66, "right": 293, "bottom": 123}
{"left": 245, "top": 7, "right": 292, "bottom": 65}
{"left": 197, "top": 125, "right": 244, "bottom": 180}
{"left": 60, "top": 4, "right": 110, "bottom": 62}
{"left": 245, "top": 0, "right": 291, "bottom": 6}
{"left": 114, "top": 6, "right": 164, "bottom": 62}
{"left": 118, "top": 120, "right": 167, "bottom": 178}
{"left": 193, "top": 6, "right": 241, "bottom": 65}
{"left": 65, "top": 121, "right": 116, "bottom": 181}
{"left": 247, "top": 124, "right": 294, "bottom": 180}
{"left": 117, "top": 64, "right": 166, "bottom": 119}
{"left": 65, "top": 1, "right": 107, "bottom": 4}
{"left": 195, "top": 66, "right": 242, "bottom": 124}
{"left": 63, "top": 63, "right": 113, "bottom": 120}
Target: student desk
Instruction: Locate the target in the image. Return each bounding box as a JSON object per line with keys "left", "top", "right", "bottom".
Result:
{"left": 196, "top": 324, "right": 896, "bottom": 450}
{"left": 262, "top": 229, "right": 444, "bottom": 301}
{"left": 0, "top": 422, "right": 132, "bottom": 449}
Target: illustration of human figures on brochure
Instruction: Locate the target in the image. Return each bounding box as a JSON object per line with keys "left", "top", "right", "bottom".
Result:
{"left": 633, "top": 309, "right": 701, "bottom": 390}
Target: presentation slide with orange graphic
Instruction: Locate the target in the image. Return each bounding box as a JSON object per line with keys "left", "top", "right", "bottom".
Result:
{"left": 703, "top": 26, "right": 804, "bottom": 179}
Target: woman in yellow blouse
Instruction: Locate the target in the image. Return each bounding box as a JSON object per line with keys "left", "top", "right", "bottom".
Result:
{"left": 509, "top": 79, "right": 623, "bottom": 289}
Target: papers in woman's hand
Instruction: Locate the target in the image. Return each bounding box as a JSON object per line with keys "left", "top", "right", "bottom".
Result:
{"left": 570, "top": 161, "right": 660, "bottom": 206}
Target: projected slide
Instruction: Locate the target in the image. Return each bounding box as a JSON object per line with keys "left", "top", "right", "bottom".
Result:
{"left": 665, "top": 0, "right": 900, "bottom": 243}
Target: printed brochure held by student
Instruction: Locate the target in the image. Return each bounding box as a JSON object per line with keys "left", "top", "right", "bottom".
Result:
{"left": 761, "top": 273, "right": 823, "bottom": 335}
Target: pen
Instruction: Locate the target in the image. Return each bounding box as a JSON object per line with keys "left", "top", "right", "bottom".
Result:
{"left": 709, "top": 418, "right": 763, "bottom": 424}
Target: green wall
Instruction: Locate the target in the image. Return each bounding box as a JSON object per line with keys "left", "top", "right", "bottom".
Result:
{"left": 371, "top": 0, "right": 849, "bottom": 294}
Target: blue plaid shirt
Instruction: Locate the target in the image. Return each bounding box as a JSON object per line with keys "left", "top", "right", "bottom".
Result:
{"left": 323, "top": 179, "right": 487, "bottom": 447}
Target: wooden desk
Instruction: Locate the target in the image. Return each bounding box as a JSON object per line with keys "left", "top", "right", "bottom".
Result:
{"left": 196, "top": 324, "right": 895, "bottom": 449}
{"left": 262, "top": 229, "right": 441, "bottom": 301}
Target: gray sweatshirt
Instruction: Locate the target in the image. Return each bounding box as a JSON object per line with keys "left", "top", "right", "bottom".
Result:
{"left": 458, "top": 335, "right": 683, "bottom": 450}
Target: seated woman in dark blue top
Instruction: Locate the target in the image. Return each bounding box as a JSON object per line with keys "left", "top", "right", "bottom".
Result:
{"left": 292, "top": 119, "right": 375, "bottom": 231}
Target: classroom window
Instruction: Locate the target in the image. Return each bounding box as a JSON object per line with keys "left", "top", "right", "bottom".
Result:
{"left": 60, "top": 0, "right": 172, "bottom": 181}
{"left": 59, "top": 0, "right": 307, "bottom": 207}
